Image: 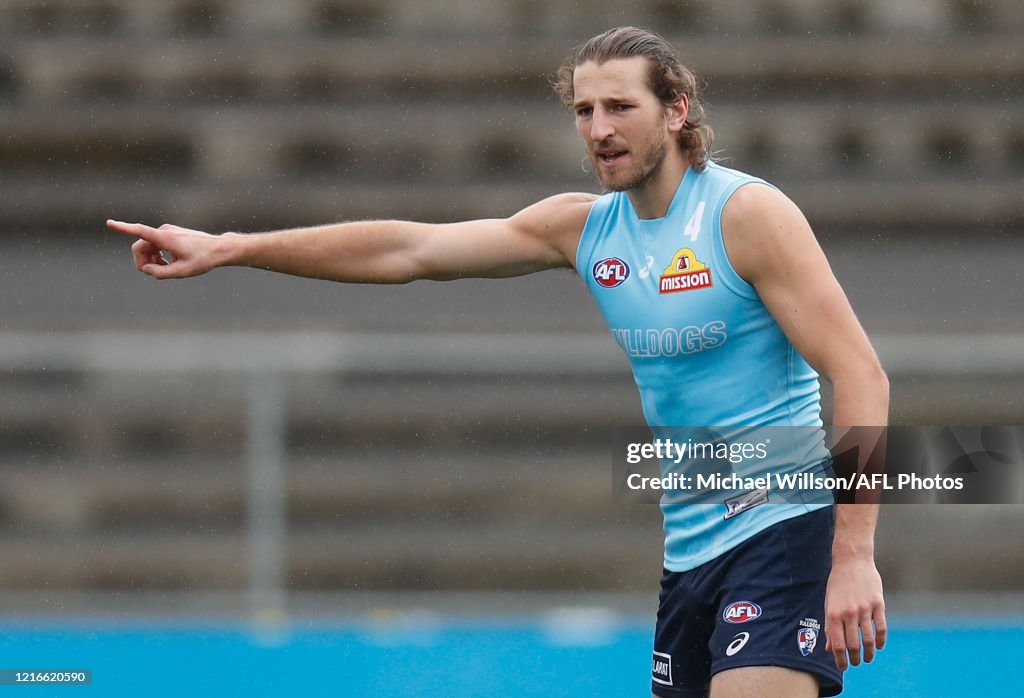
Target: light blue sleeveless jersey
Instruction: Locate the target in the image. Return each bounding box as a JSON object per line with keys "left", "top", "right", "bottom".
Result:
{"left": 577, "top": 162, "right": 832, "bottom": 571}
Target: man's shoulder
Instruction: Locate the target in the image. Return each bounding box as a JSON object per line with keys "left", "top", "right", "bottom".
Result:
{"left": 503, "top": 192, "right": 600, "bottom": 265}
{"left": 698, "top": 161, "right": 787, "bottom": 197}
{"left": 512, "top": 191, "right": 599, "bottom": 237}
{"left": 719, "top": 172, "right": 814, "bottom": 285}
{"left": 517, "top": 191, "right": 599, "bottom": 214}
{"left": 536, "top": 189, "right": 598, "bottom": 219}
{"left": 558, "top": 191, "right": 602, "bottom": 204}
{"left": 721, "top": 177, "right": 795, "bottom": 222}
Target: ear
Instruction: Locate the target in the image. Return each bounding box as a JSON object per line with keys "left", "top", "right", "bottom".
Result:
{"left": 665, "top": 95, "right": 689, "bottom": 134}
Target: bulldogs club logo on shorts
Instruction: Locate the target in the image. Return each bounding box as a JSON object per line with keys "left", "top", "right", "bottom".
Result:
{"left": 798, "top": 617, "right": 821, "bottom": 656}
{"left": 593, "top": 257, "right": 630, "bottom": 288}
{"left": 723, "top": 601, "right": 762, "bottom": 624}
{"left": 798, "top": 628, "right": 819, "bottom": 656}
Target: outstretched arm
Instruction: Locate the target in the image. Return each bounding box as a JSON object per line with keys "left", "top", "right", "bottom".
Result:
{"left": 722, "top": 183, "right": 889, "bottom": 673}
{"left": 107, "top": 192, "right": 594, "bottom": 283}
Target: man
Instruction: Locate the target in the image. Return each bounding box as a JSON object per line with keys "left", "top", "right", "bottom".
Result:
{"left": 109, "top": 27, "right": 888, "bottom": 698}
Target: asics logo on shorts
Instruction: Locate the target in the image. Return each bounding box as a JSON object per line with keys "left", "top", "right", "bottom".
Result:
{"left": 725, "top": 632, "right": 750, "bottom": 656}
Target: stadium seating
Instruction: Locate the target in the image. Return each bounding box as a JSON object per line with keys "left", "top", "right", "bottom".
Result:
{"left": 1, "top": 0, "right": 1021, "bottom": 232}
{"left": 0, "top": 0, "right": 1021, "bottom": 596}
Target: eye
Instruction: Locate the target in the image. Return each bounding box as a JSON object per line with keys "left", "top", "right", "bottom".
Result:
{"left": 575, "top": 106, "right": 593, "bottom": 118}
{"left": 613, "top": 103, "right": 634, "bottom": 112}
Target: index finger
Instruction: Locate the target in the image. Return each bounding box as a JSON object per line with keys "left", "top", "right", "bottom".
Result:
{"left": 106, "top": 220, "right": 164, "bottom": 243}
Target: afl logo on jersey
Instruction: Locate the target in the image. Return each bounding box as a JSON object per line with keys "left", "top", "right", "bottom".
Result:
{"left": 723, "top": 601, "right": 762, "bottom": 624}
{"left": 593, "top": 257, "right": 630, "bottom": 288}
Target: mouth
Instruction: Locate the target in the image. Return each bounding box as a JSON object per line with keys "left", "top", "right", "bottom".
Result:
{"left": 596, "top": 150, "right": 628, "bottom": 167}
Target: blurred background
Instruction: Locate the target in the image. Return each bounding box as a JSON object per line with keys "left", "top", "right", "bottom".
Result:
{"left": 0, "top": 0, "right": 1022, "bottom": 695}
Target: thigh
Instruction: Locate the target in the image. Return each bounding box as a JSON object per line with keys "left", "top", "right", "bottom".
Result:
{"left": 651, "top": 568, "right": 716, "bottom": 697}
{"left": 708, "top": 507, "right": 841, "bottom": 696}
{"left": 710, "top": 666, "right": 817, "bottom": 698}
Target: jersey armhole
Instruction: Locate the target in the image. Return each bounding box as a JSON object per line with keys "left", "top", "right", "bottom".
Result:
{"left": 710, "top": 179, "right": 774, "bottom": 301}
{"left": 573, "top": 192, "right": 612, "bottom": 279}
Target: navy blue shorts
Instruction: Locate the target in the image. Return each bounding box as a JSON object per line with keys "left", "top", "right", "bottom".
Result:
{"left": 651, "top": 507, "right": 842, "bottom": 697}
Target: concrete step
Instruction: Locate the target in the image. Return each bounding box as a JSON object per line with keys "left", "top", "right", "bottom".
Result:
{"left": 0, "top": 452, "right": 648, "bottom": 533}
{"left": 1, "top": 100, "right": 1018, "bottom": 184}
{"left": 0, "top": 370, "right": 643, "bottom": 458}
{"left": 5, "top": 0, "right": 1021, "bottom": 38}
{"left": 1, "top": 503, "right": 1022, "bottom": 592}
{"left": 3, "top": 33, "right": 1021, "bottom": 106}
{"left": 2, "top": 174, "right": 1020, "bottom": 236}
{"left": 0, "top": 519, "right": 664, "bottom": 590}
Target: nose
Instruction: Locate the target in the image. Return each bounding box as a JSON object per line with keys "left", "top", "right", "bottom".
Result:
{"left": 590, "top": 108, "right": 614, "bottom": 142}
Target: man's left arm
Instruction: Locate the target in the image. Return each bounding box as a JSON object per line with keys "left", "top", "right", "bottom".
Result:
{"left": 722, "top": 183, "right": 889, "bottom": 673}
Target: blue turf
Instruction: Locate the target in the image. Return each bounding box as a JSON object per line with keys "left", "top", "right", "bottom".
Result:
{"left": 1, "top": 617, "right": 1020, "bottom": 696}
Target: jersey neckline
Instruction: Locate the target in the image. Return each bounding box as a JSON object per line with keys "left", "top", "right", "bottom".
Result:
{"left": 622, "top": 163, "right": 699, "bottom": 224}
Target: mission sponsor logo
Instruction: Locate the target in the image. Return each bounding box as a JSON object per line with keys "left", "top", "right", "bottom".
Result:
{"left": 723, "top": 601, "right": 762, "bottom": 624}
{"left": 659, "top": 248, "right": 713, "bottom": 294}
{"left": 593, "top": 257, "right": 630, "bottom": 288}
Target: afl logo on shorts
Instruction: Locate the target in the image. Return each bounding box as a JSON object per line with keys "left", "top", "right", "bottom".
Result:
{"left": 723, "top": 601, "right": 762, "bottom": 624}
{"left": 593, "top": 258, "right": 629, "bottom": 288}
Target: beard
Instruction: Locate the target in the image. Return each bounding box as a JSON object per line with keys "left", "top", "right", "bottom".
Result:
{"left": 592, "top": 136, "right": 669, "bottom": 193}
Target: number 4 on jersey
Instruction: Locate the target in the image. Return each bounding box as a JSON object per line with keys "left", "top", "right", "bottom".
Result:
{"left": 684, "top": 201, "right": 706, "bottom": 242}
